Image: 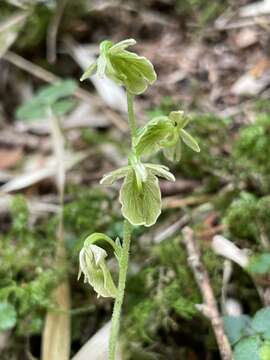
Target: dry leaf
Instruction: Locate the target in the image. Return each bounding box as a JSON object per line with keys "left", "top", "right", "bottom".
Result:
{"left": 0, "top": 11, "right": 28, "bottom": 58}
{"left": 72, "top": 321, "right": 122, "bottom": 360}
{"left": 0, "top": 152, "right": 87, "bottom": 193}
{"left": 231, "top": 57, "right": 270, "bottom": 96}
{"left": 239, "top": 0, "right": 270, "bottom": 17}
{"left": 42, "top": 281, "right": 70, "bottom": 360}
{"left": 0, "top": 148, "right": 22, "bottom": 169}
{"left": 234, "top": 28, "right": 258, "bottom": 48}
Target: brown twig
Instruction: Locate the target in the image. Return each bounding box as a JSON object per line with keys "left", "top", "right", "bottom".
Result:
{"left": 182, "top": 227, "right": 232, "bottom": 360}
{"left": 162, "top": 194, "right": 210, "bottom": 209}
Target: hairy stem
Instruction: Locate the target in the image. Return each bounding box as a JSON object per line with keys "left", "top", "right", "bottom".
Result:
{"left": 109, "top": 90, "right": 135, "bottom": 359}
{"left": 109, "top": 220, "right": 132, "bottom": 360}
{"left": 127, "top": 91, "right": 137, "bottom": 145}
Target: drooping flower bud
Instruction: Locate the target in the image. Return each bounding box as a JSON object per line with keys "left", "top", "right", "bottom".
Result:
{"left": 80, "top": 39, "right": 157, "bottom": 95}
{"left": 78, "top": 243, "right": 117, "bottom": 298}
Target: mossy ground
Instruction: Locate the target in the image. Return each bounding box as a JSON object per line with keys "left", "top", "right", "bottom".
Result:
{"left": 0, "top": 0, "right": 269, "bottom": 358}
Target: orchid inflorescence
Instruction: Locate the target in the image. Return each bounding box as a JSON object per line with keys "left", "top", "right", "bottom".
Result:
{"left": 78, "top": 38, "right": 200, "bottom": 360}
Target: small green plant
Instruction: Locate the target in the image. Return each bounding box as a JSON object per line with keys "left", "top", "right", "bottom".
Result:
{"left": 224, "top": 307, "right": 270, "bottom": 360}
{"left": 79, "top": 38, "right": 200, "bottom": 359}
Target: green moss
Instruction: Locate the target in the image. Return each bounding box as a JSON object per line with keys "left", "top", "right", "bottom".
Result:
{"left": 233, "top": 114, "right": 270, "bottom": 192}
{"left": 224, "top": 191, "right": 270, "bottom": 245}
{"left": 0, "top": 195, "right": 59, "bottom": 337}
{"left": 224, "top": 192, "right": 258, "bottom": 241}
{"left": 64, "top": 186, "right": 117, "bottom": 254}
{"left": 124, "top": 237, "right": 199, "bottom": 344}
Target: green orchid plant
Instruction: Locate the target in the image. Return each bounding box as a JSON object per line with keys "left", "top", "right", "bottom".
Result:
{"left": 79, "top": 38, "right": 200, "bottom": 360}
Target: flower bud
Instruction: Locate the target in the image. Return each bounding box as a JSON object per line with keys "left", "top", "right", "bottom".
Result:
{"left": 78, "top": 244, "right": 117, "bottom": 298}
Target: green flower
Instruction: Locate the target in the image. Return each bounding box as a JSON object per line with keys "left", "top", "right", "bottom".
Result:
{"left": 80, "top": 39, "right": 157, "bottom": 94}
{"left": 135, "top": 110, "right": 200, "bottom": 162}
{"left": 100, "top": 156, "right": 175, "bottom": 227}
{"left": 78, "top": 243, "right": 117, "bottom": 298}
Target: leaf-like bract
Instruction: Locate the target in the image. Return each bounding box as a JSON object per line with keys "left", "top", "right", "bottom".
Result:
{"left": 100, "top": 166, "right": 130, "bottom": 186}
{"left": 163, "top": 139, "right": 182, "bottom": 162}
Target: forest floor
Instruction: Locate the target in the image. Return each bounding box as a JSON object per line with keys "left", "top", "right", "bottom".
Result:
{"left": 1, "top": 1, "right": 270, "bottom": 359}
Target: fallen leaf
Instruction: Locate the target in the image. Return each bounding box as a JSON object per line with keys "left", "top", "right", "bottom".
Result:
{"left": 0, "top": 11, "right": 28, "bottom": 58}
{"left": 72, "top": 321, "right": 122, "bottom": 360}
{"left": 42, "top": 281, "right": 70, "bottom": 360}
{"left": 231, "top": 57, "right": 270, "bottom": 96}
{"left": 234, "top": 28, "right": 258, "bottom": 48}
{"left": 0, "top": 148, "right": 22, "bottom": 170}
{"left": 0, "top": 151, "right": 87, "bottom": 193}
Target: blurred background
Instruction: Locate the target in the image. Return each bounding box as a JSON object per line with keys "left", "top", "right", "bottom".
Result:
{"left": 1, "top": 0, "right": 270, "bottom": 359}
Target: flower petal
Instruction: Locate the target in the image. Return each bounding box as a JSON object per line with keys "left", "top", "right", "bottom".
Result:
{"left": 180, "top": 129, "right": 200, "bottom": 152}
{"left": 119, "top": 170, "right": 161, "bottom": 227}
{"left": 79, "top": 245, "right": 117, "bottom": 298}
{"left": 110, "top": 38, "right": 136, "bottom": 53}
{"left": 163, "top": 139, "right": 182, "bottom": 162}
{"left": 145, "top": 163, "right": 175, "bottom": 182}
{"left": 100, "top": 166, "right": 130, "bottom": 185}
{"left": 135, "top": 116, "right": 174, "bottom": 157}
{"left": 80, "top": 62, "right": 97, "bottom": 81}
{"left": 169, "top": 111, "right": 189, "bottom": 128}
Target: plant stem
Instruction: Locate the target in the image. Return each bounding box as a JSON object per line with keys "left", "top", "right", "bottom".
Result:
{"left": 127, "top": 91, "right": 137, "bottom": 146}
{"left": 109, "top": 220, "right": 132, "bottom": 360}
{"left": 109, "top": 90, "right": 135, "bottom": 359}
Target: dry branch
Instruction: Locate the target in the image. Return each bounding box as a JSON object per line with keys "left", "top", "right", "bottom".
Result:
{"left": 182, "top": 227, "right": 232, "bottom": 360}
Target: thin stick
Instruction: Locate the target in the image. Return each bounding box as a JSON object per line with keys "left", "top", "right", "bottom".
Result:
{"left": 182, "top": 227, "right": 232, "bottom": 360}
{"left": 42, "top": 110, "right": 70, "bottom": 360}
{"left": 126, "top": 91, "right": 137, "bottom": 145}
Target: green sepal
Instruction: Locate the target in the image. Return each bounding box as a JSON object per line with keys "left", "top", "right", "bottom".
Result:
{"left": 145, "top": 163, "right": 175, "bottom": 182}
{"left": 80, "top": 38, "right": 156, "bottom": 94}
{"left": 135, "top": 116, "right": 174, "bottom": 157}
{"left": 80, "top": 62, "right": 97, "bottom": 81}
{"left": 78, "top": 243, "right": 117, "bottom": 298}
{"left": 100, "top": 166, "right": 130, "bottom": 186}
{"left": 180, "top": 129, "right": 200, "bottom": 153}
{"left": 119, "top": 169, "right": 161, "bottom": 227}
{"left": 163, "top": 138, "right": 182, "bottom": 162}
